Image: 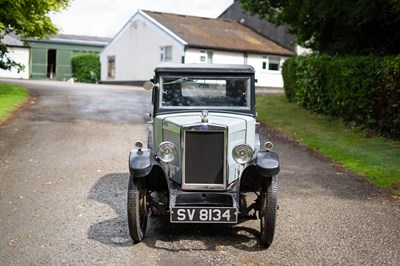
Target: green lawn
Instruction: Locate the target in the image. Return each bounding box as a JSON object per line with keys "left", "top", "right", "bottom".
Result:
{"left": 0, "top": 83, "right": 29, "bottom": 123}
{"left": 257, "top": 95, "right": 400, "bottom": 195}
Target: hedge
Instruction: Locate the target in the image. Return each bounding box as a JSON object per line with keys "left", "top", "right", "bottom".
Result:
{"left": 282, "top": 54, "right": 400, "bottom": 140}
{"left": 71, "top": 53, "right": 100, "bottom": 83}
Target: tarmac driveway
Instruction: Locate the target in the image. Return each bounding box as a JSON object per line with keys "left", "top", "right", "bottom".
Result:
{"left": 0, "top": 79, "right": 399, "bottom": 265}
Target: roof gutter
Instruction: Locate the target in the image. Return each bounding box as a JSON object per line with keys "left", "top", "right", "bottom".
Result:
{"left": 27, "top": 38, "right": 108, "bottom": 47}
{"left": 186, "top": 45, "right": 295, "bottom": 57}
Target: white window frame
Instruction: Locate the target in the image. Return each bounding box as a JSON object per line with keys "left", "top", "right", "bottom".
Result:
{"left": 261, "top": 56, "right": 281, "bottom": 72}
{"left": 107, "top": 55, "right": 115, "bottom": 79}
{"left": 200, "top": 50, "right": 213, "bottom": 63}
{"left": 160, "top": 46, "right": 172, "bottom": 62}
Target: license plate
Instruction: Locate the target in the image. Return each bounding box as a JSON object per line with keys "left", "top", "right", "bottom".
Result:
{"left": 170, "top": 207, "right": 238, "bottom": 223}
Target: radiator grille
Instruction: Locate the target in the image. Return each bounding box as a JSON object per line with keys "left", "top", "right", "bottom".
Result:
{"left": 184, "top": 131, "right": 225, "bottom": 189}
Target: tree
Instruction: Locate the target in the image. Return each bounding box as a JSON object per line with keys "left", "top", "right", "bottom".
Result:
{"left": 0, "top": 0, "right": 70, "bottom": 71}
{"left": 240, "top": 0, "right": 400, "bottom": 55}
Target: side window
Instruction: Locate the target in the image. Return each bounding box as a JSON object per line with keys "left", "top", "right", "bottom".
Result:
{"left": 107, "top": 56, "right": 115, "bottom": 78}
{"left": 207, "top": 51, "right": 213, "bottom": 63}
{"left": 268, "top": 57, "right": 280, "bottom": 71}
{"left": 200, "top": 50, "right": 207, "bottom": 62}
{"left": 160, "top": 46, "right": 172, "bottom": 62}
{"left": 200, "top": 50, "right": 213, "bottom": 63}
{"left": 261, "top": 56, "right": 281, "bottom": 71}
{"left": 262, "top": 61, "right": 267, "bottom": 70}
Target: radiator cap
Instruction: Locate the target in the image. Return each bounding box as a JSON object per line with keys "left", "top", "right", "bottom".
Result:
{"left": 200, "top": 110, "right": 209, "bottom": 123}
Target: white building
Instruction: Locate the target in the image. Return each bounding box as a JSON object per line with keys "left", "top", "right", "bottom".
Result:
{"left": 0, "top": 34, "right": 30, "bottom": 79}
{"left": 100, "top": 10, "right": 295, "bottom": 88}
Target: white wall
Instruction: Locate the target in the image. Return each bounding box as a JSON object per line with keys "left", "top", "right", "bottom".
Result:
{"left": 0, "top": 47, "right": 30, "bottom": 79}
{"left": 296, "top": 45, "right": 312, "bottom": 55}
{"left": 185, "top": 49, "right": 287, "bottom": 88}
{"left": 185, "top": 48, "right": 245, "bottom": 65}
{"left": 100, "top": 12, "right": 185, "bottom": 82}
{"left": 247, "top": 54, "right": 288, "bottom": 88}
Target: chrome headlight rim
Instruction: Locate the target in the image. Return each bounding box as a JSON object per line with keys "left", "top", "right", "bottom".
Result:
{"left": 232, "top": 143, "right": 254, "bottom": 165}
{"left": 134, "top": 140, "right": 144, "bottom": 151}
{"left": 157, "top": 141, "right": 177, "bottom": 163}
{"left": 264, "top": 141, "right": 273, "bottom": 151}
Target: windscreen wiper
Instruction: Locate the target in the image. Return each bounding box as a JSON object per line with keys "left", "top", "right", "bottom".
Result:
{"left": 163, "top": 77, "right": 195, "bottom": 85}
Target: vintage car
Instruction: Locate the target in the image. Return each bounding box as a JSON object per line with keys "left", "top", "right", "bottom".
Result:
{"left": 127, "top": 64, "right": 280, "bottom": 247}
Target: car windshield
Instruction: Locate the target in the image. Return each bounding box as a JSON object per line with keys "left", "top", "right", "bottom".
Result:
{"left": 159, "top": 76, "right": 251, "bottom": 110}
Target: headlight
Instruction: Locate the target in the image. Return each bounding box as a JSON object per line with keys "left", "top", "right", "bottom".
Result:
{"left": 157, "top": 141, "right": 177, "bottom": 163}
{"left": 232, "top": 144, "right": 254, "bottom": 164}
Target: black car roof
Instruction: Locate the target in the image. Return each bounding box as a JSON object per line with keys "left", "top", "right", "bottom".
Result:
{"left": 154, "top": 63, "right": 255, "bottom": 74}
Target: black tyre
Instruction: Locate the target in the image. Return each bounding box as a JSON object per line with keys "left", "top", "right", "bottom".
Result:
{"left": 127, "top": 175, "right": 148, "bottom": 243}
{"left": 259, "top": 175, "right": 278, "bottom": 247}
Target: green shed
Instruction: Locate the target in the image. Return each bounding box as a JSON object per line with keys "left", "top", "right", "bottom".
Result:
{"left": 27, "top": 34, "right": 110, "bottom": 80}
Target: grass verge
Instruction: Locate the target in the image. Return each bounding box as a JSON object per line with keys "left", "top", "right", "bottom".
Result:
{"left": 0, "top": 83, "right": 29, "bottom": 123}
{"left": 257, "top": 95, "right": 400, "bottom": 195}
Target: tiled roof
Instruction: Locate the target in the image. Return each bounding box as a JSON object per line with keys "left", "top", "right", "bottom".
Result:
{"left": 51, "top": 34, "right": 111, "bottom": 43}
{"left": 1, "top": 32, "right": 26, "bottom": 47}
{"left": 144, "top": 10, "right": 295, "bottom": 56}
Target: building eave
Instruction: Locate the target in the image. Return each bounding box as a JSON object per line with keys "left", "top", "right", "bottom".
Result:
{"left": 186, "top": 44, "right": 295, "bottom": 57}
{"left": 139, "top": 10, "right": 188, "bottom": 46}
{"left": 28, "top": 38, "right": 108, "bottom": 47}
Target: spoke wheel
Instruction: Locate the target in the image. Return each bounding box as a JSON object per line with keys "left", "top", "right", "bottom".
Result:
{"left": 259, "top": 175, "right": 278, "bottom": 247}
{"left": 127, "top": 175, "right": 148, "bottom": 243}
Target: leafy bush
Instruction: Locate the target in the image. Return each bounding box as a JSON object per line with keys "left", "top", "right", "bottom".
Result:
{"left": 282, "top": 54, "right": 400, "bottom": 140}
{"left": 71, "top": 53, "right": 100, "bottom": 83}
{"left": 379, "top": 55, "right": 400, "bottom": 138}
{"left": 294, "top": 55, "right": 331, "bottom": 112}
{"left": 281, "top": 58, "right": 298, "bottom": 102}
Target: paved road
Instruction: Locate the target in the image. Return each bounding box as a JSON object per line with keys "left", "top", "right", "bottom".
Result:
{"left": 0, "top": 79, "right": 399, "bottom": 265}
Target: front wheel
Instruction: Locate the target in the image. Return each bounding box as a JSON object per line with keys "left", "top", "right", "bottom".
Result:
{"left": 259, "top": 175, "right": 278, "bottom": 247}
{"left": 127, "top": 175, "right": 148, "bottom": 243}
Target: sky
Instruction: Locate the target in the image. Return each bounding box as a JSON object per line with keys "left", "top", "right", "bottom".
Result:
{"left": 50, "top": 0, "right": 234, "bottom": 38}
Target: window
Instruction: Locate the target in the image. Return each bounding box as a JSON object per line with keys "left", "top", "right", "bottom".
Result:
{"left": 261, "top": 56, "right": 281, "bottom": 71}
{"left": 160, "top": 76, "right": 250, "bottom": 110}
{"left": 262, "top": 62, "right": 267, "bottom": 70}
{"left": 268, "top": 57, "right": 280, "bottom": 71}
{"left": 108, "top": 56, "right": 115, "bottom": 79}
{"left": 207, "top": 51, "right": 213, "bottom": 63}
{"left": 200, "top": 51, "right": 213, "bottom": 63}
{"left": 200, "top": 51, "right": 206, "bottom": 62}
{"left": 160, "top": 46, "right": 172, "bottom": 62}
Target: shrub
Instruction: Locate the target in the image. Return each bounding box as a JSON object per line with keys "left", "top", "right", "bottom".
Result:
{"left": 281, "top": 58, "right": 298, "bottom": 102}
{"left": 71, "top": 53, "right": 100, "bottom": 83}
{"left": 378, "top": 55, "right": 400, "bottom": 139}
{"left": 282, "top": 54, "right": 400, "bottom": 140}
